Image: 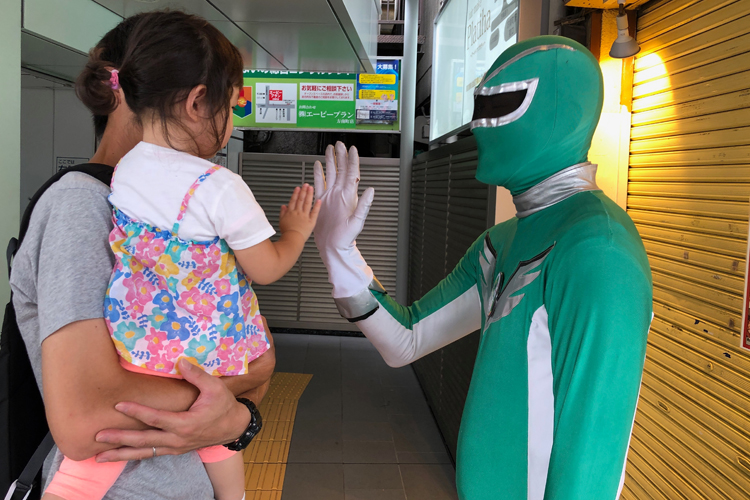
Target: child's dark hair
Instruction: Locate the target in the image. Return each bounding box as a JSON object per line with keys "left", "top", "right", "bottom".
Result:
{"left": 76, "top": 10, "right": 243, "bottom": 156}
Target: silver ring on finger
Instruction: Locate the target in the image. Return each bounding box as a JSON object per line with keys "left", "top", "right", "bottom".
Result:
{"left": 152, "top": 447, "right": 157, "bottom": 458}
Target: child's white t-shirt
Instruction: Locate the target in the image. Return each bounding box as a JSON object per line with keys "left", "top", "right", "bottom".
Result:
{"left": 110, "top": 141, "right": 275, "bottom": 249}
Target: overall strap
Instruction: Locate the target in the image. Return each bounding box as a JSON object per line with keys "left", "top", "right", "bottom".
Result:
{"left": 172, "top": 165, "right": 223, "bottom": 236}
{"left": 110, "top": 161, "right": 121, "bottom": 190}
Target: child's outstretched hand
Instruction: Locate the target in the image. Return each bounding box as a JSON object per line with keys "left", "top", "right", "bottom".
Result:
{"left": 279, "top": 184, "right": 321, "bottom": 241}
{"left": 234, "top": 185, "right": 321, "bottom": 286}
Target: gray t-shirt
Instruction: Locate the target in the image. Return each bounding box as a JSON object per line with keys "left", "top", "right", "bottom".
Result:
{"left": 10, "top": 171, "right": 215, "bottom": 500}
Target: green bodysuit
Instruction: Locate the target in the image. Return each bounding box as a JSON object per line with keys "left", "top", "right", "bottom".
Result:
{"left": 314, "top": 36, "right": 653, "bottom": 500}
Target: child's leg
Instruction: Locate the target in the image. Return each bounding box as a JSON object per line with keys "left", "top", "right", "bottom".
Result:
{"left": 199, "top": 447, "right": 245, "bottom": 500}
{"left": 43, "top": 456, "right": 127, "bottom": 500}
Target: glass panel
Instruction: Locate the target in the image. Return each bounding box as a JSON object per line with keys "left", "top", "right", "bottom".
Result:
{"left": 430, "top": 0, "right": 519, "bottom": 141}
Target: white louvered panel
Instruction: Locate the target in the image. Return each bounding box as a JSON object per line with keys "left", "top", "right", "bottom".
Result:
{"left": 352, "top": 162, "right": 401, "bottom": 295}
{"left": 242, "top": 156, "right": 303, "bottom": 323}
{"left": 242, "top": 153, "right": 400, "bottom": 330}
{"left": 625, "top": 1, "right": 750, "bottom": 497}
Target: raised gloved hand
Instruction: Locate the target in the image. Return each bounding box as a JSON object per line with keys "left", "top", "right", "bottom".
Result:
{"left": 313, "top": 142, "right": 375, "bottom": 299}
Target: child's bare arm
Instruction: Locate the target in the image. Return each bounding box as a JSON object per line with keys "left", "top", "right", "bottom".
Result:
{"left": 234, "top": 235, "right": 304, "bottom": 285}
{"left": 204, "top": 452, "right": 245, "bottom": 500}
{"left": 234, "top": 184, "right": 320, "bottom": 285}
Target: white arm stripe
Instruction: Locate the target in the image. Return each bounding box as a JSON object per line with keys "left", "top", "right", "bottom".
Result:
{"left": 358, "top": 285, "right": 482, "bottom": 367}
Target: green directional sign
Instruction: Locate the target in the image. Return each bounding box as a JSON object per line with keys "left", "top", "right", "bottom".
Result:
{"left": 233, "top": 67, "right": 399, "bottom": 133}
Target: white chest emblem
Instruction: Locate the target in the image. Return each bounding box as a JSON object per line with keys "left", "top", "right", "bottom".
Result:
{"left": 479, "top": 234, "right": 554, "bottom": 332}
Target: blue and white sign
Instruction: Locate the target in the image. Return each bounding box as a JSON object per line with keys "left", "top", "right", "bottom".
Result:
{"left": 355, "top": 59, "right": 400, "bottom": 124}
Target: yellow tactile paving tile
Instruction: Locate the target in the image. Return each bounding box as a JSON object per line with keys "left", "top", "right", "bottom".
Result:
{"left": 263, "top": 372, "right": 312, "bottom": 399}
{"left": 245, "top": 491, "right": 282, "bottom": 500}
{"left": 245, "top": 463, "right": 286, "bottom": 490}
{"left": 243, "top": 372, "right": 312, "bottom": 497}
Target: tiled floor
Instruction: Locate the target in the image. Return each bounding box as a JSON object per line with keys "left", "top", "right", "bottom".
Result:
{"left": 274, "top": 333, "right": 458, "bottom": 500}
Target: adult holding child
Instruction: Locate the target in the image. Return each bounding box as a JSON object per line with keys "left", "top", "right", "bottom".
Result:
{"left": 10, "top": 11, "right": 313, "bottom": 500}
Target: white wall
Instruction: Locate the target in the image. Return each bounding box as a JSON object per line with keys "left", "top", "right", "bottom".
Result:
{"left": 0, "top": 1, "right": 21, "bottom": 318}
{"left": 20, "top": 73, "right": 95, "bottom": 214}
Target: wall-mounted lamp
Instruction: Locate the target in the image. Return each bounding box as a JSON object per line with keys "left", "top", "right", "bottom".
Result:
{"left": 609, "top": 0, "right": 640, "bottom": 58}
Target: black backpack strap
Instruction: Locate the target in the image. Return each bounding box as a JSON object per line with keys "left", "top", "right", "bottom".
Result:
{"left": 2, "top": 163, "right": 113, "bottom": 499}
{"left": 7, "top": 164, "right": 114, "bottom": 277}
{"left": 5, "top": 432, "right": 54, "bottom": 500}
{"left": 17, "top": 163, "right": 114, "bottom": 245}
{"left": 5, "top": 239, "right": 17, "bottom": 278}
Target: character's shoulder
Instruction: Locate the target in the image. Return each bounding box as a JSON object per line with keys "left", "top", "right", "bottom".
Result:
{"left": 487, "top": 216, "right": 519, "bottom": 239}
{"left": 553, "top": 191, "right": 649, "bottom": 268}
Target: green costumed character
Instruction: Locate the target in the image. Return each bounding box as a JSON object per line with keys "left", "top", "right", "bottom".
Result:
{"left": 312, "top": 35, "right": 653, "bottom": 499}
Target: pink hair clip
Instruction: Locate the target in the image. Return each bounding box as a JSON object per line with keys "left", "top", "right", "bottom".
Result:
{"left": 110, "top": 69, "right": 120, "bottom": 90}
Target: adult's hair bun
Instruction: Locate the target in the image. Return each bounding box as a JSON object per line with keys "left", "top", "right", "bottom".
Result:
{"left": 76, "top": 48, "right": 118, "bottom": 118}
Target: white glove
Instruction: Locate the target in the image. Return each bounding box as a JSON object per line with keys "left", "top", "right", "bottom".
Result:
{"left": 313, "top": 142, "right": 376, "bottom": 299}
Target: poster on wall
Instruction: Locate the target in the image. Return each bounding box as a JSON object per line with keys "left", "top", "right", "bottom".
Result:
{"left": 233, "top": 64, "right": 400, "bottom": 132}
{"left": 355, "top": 59, "right": 400, "bottom": 124}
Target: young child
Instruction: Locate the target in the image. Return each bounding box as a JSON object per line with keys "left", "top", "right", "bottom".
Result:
{"left": 43, "top": 11, "right": 320, "bottom": 500}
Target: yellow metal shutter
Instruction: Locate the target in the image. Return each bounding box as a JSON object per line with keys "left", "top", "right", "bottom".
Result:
{"left": 625, "top": 0, "right": 750, "bottom": 498}
{"left": 241, "top": 152, "right": 400, "bottom": 330}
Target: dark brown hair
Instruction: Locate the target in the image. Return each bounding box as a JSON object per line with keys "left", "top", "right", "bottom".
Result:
{"left": 76, "top": 10, "right": 243, "bottom": 156}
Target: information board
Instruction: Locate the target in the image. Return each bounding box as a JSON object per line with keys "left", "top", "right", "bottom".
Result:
{"left": 234, "top": 65, "right": 400, "bottom": 132}
{"left": 430, "top": 0, "right": 519, "bottom": 141}
{"left": 356, "top": 59, "right": 400, "bottom": 124}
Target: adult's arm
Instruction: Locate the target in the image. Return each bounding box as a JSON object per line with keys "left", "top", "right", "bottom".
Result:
{"left": 542, "top": 240, "right": 652, "bottom": 499}
{"left": 42, "top": 319, "right": 273, "bottom": 461}
{"left": 313, "top": 143, "right": 483, "bottom": 367}
{"left": 92, "top": 319, "right": 276, "bottom": 463}
{"left": 354, "top": 255, "right": 483, "bottom": 367}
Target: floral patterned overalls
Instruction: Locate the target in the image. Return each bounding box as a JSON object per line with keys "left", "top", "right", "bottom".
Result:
{"left": 105, "top": 164, "right": 269, "bottom": 377}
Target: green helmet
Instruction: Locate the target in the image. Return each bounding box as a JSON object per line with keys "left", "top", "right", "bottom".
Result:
{"left": 471, "top": 35, "right": 604, "bottom": 195}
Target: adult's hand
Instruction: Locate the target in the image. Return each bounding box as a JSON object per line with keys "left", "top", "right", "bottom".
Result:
{"left": 313, "top": 141, "right": 375, "bottom": 298}
{"left": 94, "top": 359, "right": 251, "bottom": 462}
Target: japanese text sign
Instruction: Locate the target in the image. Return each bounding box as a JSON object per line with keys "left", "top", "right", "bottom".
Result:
{"left": 233, "top": 66, "right": 400, "bottom": 132}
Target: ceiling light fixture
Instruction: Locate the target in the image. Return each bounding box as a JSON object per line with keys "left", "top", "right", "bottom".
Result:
{"left": 609, "top": 0, "right": 640, "bottom": 58}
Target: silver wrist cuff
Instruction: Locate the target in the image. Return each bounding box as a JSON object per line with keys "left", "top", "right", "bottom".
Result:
{"left": 334, "top": 278, "right": 386, "bottom": 321}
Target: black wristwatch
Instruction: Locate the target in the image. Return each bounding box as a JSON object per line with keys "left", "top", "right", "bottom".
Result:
{"left": 223, "top": 398, "right": 262, "bottom": 451}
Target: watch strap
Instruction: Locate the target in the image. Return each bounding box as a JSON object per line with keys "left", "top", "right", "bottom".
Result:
{"left": 224, "top": 398, "right": 262, "bottom": 451}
